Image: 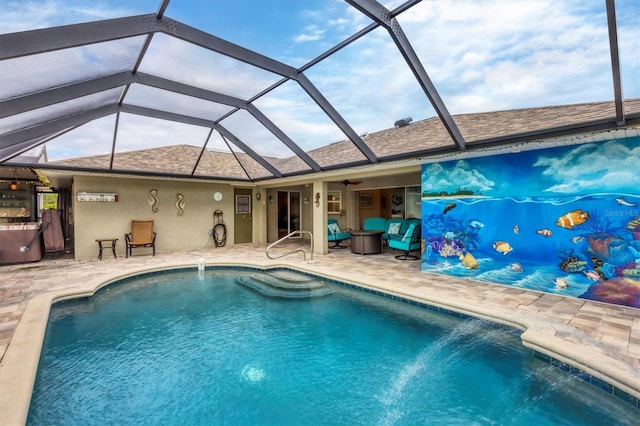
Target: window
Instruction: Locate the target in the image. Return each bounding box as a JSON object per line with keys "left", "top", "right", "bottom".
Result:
{"left": 327, "top": 191, "right": 341, "bottom": 214}
{"left": 405, "top": 186, "right": 421, "bottom": 219}
{"left": 235, "top": 194, "right": 251, "bottom": 213}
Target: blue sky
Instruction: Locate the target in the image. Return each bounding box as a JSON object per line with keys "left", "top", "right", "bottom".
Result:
{"left": 1, "top": 0, "right": 639, "bottom": 161}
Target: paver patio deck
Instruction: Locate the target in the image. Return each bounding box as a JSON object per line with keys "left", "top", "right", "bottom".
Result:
{"left": 1, "top": 241, "right": 639, "bottom": 423}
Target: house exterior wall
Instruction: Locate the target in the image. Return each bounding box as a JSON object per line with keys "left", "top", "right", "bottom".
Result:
{"left": 73, "top": 176, "right": 237, "bottom": 259}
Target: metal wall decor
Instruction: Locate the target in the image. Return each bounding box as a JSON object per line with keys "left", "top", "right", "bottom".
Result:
{"left": 148, "top": 189, "right": 159, "bottom": 212}
{"left": 176, "top": 193, "right": 185, "bottom": 216}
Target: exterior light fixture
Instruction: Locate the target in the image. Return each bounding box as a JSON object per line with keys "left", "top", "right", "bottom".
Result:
{"left": 256, "top": 192, "right": 261, "bottom": 201}
{"left": 314, "top": 192, "right": 321, "bottom": 207}
{"left": 268, "top": 195, "right": 274, "bottom": 204}
{"left": 9, "top": 181, "right": 18, "bottom": 190}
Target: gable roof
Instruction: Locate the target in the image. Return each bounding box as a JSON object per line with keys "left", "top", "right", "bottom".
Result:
{"left": 43, "top": 98, "right": 640, "bottom": 182}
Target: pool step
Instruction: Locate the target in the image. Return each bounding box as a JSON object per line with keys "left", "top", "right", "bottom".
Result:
{"left": 236, "top": 271, "right": 332, "bottom": 298}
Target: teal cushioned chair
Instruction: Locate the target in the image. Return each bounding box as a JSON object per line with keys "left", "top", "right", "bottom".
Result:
{"left": 363, "top": 217, "right": 387, "bottom": 232}
{"left": 328, "top": 218, "right": 351, "bottom": 249}
{"left": 385, "top": 218, "right": 406, "bottom": 241}
{"left": 388, "top": 222, "right": 421, "bottom": 260}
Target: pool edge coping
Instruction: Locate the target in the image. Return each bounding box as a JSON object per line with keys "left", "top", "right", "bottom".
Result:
{"left": 1, "top": 260, "right": 638, "bottom": 424}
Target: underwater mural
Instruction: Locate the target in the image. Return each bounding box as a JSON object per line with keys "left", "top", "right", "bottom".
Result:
{"left": 420, "top": 136, "right": 640, "bottom": 308}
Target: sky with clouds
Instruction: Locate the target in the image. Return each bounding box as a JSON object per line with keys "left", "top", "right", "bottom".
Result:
{"left": 1, "top": 0, "right": 639, "bottom": 161}
{"left": 421, "top": 137, "right": 640, "bottom": 197}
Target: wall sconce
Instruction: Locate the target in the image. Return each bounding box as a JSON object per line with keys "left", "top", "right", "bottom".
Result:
{"left": 256, "top": 192, "right": 261, "bottom": 201}
{"left": 268, "top": 195, "right": 274, "bottom": 204}
{"left": 314, "top": 192, "right": 320, "bottom": 207}
{"left": 9, "top": 181, "right": 18, "bottom": 190}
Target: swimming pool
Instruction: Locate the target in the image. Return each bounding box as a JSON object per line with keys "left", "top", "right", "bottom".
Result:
{"left": 28, "top": 268, "right": 638, "bottom": 425}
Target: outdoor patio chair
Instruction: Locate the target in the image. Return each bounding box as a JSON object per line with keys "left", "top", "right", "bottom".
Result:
{"left": 328, "top": 218, "right": 350, "bottom": 249}
{"left": 363, "top": 217, "right": 387, "bottom": 233}
{"left": 388, "top": 222, "right": 421, "bottom": 260}
{"left": 125, "top": 220, "right": 156, "bottom": 258}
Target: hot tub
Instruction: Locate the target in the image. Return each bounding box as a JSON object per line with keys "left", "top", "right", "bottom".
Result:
{"left": 0, "top": 223, "right": 42, "bottom": 264}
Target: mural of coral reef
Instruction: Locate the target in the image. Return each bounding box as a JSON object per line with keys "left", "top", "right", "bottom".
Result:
{"left": 420, "top": 136, "right": 640, "bottom": 308}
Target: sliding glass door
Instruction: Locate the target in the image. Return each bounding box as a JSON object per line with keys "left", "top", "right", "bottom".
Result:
{"left": 277, "top": 191, "right": 301, "bottom": 239}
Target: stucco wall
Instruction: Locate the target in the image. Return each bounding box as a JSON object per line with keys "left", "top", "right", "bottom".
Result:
{"left": 73, "top": 176, "right": 236, "bottom": 259}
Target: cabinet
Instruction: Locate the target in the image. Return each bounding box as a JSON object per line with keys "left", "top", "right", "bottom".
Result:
{"left": 0, "top": 187, "right": 31, "bottom": 220}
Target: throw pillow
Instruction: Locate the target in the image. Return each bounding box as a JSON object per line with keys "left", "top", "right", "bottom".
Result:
{"left": 388, "top": 222, "right": 401, "bottom": 235}
{"left": 328, "top": 223, "right": 341, "bottom": 234}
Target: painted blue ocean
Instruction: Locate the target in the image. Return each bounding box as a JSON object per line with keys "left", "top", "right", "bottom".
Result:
{"left": 420, "top": 193, "right": 640, "bottom": 306}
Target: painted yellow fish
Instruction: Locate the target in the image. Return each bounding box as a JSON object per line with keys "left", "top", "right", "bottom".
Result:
{"left": 493, "top": 241, "right": 513, "bottom": 255}
{"left": 459, "top": 252, "right": 478, "bottom": 269}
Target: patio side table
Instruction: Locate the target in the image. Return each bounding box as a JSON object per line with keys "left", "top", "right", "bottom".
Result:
{"left": 96, "top": 238, "right": 118, "bottom": 260}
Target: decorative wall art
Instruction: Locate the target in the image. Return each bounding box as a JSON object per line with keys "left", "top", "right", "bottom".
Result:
{"left": 359, "top": 194, "right": 373, "bottom": 209}
{"left": 176, "top": 193, "right": 185, "bottom": 216}
{"left": 148, "top": 189, "right": 159, "bottom": 213}
{"left": 419, "top": 136, "right": 640, "bottom": 308}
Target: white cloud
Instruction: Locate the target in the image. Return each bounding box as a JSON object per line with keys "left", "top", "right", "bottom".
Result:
{"left": 422, "top": 161, "right": 495, "bottom": 193}
{"left": 0, "top": 0, "right": 141, "bottom": 33}
{"left": 397, "top": 0, "right": 636, "bottom": 113}
{"left": 533, "top": 141, "right": 640, "bottom": 193}
{"left": 293, "top": 25, "right": 326, "bottom": 43}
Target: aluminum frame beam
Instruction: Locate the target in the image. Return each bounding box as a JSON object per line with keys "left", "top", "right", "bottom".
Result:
{"left": 121, "top": 105, "right": 283, "bottom": 178}
{"left": 1, "top": 105, "right": 118, "bottom": 150}
{"left": 245, "top": 104, "right": 321, "bottom": 171}
{"left": 2, "top": 103, "right": 284, "bottom": 178}
{"left": 0, "top": 15, "right": 297, "bottom": 79}
{"left": 346, "top": 0, "right": 467, "bottom": 151}
{"left": 1, "top": 72, "right": 133, "bottom": 119}
{"left": 2, "top": 72, "right": 322, "bottom": 171}
{"left": 606, "top": 0, "right": 625, "bottom": 125}
{"left": 1, "top": 13, "right": 378, "bottom": 166}
{"left": 296, "top": 73, "right": 378, "bottom": 162}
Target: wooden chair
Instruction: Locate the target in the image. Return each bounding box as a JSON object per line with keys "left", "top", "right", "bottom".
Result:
{"left": 125, "top": 220, "right": 156, "bottom": 258}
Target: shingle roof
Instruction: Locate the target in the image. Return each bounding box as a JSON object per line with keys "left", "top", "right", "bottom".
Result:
{"left": 47, "top": 98, "right": 639, "bottom": 180}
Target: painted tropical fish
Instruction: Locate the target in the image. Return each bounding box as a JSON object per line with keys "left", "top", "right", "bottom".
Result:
{"left": 443, "top": 203, "right": 457, "bottom": 214}
{"left": 459, "top": 252, "right": 478, "bottom": 269}
{"left": 583, "top": 270, "right": 600, "bottom": 281}
{"left": 469, "top": 220, "right": 484, "bottom": 229}
{"left": 554, "top": 277, "right": 568, "bottom": 289}
{"left": 512, "top": 225, "right": 520, "bottom": 234}
{"left": 570, "top": 236, "right": 584, "bottom": 244}
{"left": 536, "top": 228, "right": 552, "bottom": 237}
{"left": 556, "top": 209, "right": 589, "bottom": 229}
{"left": 510, "top": 262, "right": 524, "bottom": 272}
{"left": 616, "top": 198, "right": 636, "bottom": 207}
{"left": 493, "top": 241, "right": 513, "bottom": 255}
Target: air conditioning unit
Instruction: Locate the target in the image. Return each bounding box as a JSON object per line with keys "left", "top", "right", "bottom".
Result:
{"left": 394, "top": 117, "right": 413, "bottom": 127}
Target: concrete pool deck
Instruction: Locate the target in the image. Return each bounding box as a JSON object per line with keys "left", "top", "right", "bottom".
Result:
{"left": 1, "top": 241, "right": 639, "bottom": 423}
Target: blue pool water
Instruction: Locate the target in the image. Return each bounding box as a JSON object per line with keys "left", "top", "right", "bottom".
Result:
{"left": 28, "top": 269, "right": 637, "bottom": 425}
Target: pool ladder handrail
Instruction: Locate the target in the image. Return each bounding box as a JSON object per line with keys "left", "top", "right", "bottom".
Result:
{"left": 266, "top": 230, "right": 313, "bottom": 263}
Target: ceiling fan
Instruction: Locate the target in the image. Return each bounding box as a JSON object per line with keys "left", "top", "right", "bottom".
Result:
{"left": 330, "top": 179, "right": 363, "bottom": 186}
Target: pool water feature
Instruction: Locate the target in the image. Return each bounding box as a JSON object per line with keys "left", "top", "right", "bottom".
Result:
{"left": 28, "top": 268, "right": 638, "bottom": 425}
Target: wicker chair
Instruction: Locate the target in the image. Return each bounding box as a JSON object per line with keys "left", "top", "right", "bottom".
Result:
{"left": 125, "top": 220, "right": 156, "bottom": 257}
